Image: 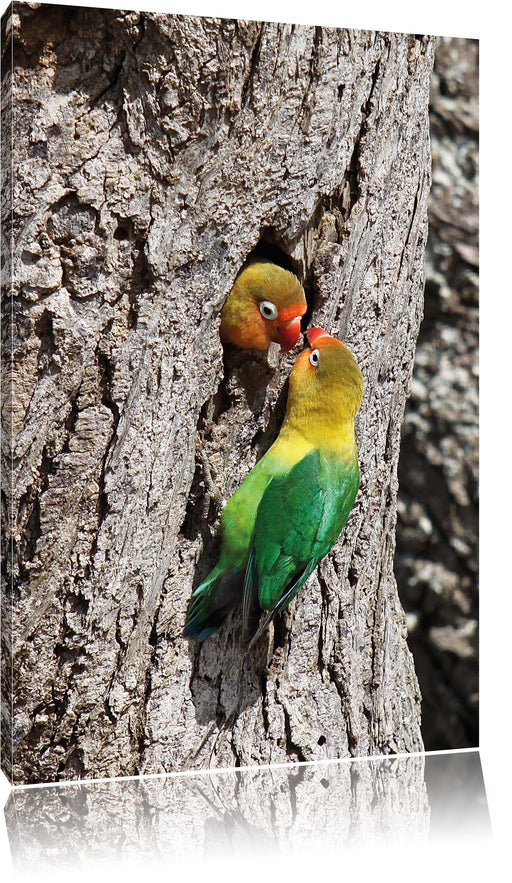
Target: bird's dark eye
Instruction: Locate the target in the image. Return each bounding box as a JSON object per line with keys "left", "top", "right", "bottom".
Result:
{"left": 259, "top": 300, "right": 278, "bottom": 320}
{"left": 309, "top": 348, "right": 320, "bottom": 367}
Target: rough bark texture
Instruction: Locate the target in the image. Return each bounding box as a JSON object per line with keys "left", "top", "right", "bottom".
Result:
{"left": 395, "top": 37, "right": 478, "bottom": 750}
{"left": 2, "top": 4, "right": 434, "bottom": 784}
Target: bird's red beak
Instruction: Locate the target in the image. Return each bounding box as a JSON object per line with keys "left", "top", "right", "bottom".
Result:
{"left": 276, "top": 316, "right": 302, "bottom": 352}
{"left": 306, "top": 327, "right": 330, "bottom": 346}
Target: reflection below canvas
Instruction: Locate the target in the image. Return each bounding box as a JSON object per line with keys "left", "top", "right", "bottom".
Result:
{"left": 5, "top": 749, "right": 490, "bottom": 871}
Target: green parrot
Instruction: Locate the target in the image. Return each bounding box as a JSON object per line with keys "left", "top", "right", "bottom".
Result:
{"left": 183, "top": 327, "right": 364, "bottom": 645}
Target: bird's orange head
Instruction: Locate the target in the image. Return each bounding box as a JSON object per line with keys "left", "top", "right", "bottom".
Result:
{"left": 220, "top": 258, "right": 307, "bottom": 352}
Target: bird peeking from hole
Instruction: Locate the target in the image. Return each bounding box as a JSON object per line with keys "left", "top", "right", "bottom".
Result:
{"left": 219, "top": 257, "right": 307, "bottom": 352}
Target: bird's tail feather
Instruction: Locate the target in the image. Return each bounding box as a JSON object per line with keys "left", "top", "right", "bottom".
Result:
{"left": 183, "top": 566, "right": 244, "bottom": 641}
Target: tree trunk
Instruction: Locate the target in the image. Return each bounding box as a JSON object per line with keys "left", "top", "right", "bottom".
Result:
{"left": 2, "top": 4, "right": 434, "bottom": 784}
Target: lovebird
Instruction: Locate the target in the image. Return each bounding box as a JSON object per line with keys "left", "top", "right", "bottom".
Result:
{"left": 183, "top": 327, "right": 364, "bottom": 644}
{"left": 220, "top": 257, "right": 307, "bottom": 352}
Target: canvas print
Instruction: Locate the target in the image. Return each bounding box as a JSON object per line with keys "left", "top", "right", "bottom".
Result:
{"left": 1, "top": 2, "right": 478, "bottom": 785}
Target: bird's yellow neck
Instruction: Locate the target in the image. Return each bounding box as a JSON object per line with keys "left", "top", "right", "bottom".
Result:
{"left": 276, "top": 339, "right": 363, "bottom": 460}
{"left": 279, "top": 400, "right": 357, "bottom": 459}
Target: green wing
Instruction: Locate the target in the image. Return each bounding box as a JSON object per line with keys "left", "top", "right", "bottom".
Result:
{"left": 242, "top": 449, "right": 359, "bottom": 634}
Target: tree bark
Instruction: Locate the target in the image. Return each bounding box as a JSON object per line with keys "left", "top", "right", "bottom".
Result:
{"left": 2, "top": 4, "right": 434, "bottom": 784}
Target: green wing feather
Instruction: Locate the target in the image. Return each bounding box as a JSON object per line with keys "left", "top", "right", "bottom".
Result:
{"left": 242, "top": 449, "right": 359, "bottom": 633}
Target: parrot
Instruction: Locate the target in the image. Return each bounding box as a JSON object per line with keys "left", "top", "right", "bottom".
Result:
{"left": 220, "top": 257, "right": 307, "bottom": 352}
{"left": 183, "top": 327, "right": 364, "bottom": 645}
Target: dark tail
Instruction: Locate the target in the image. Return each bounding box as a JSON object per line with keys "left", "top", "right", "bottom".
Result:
{"left": 183, "top": 566, "right": 245, "bottom": 641}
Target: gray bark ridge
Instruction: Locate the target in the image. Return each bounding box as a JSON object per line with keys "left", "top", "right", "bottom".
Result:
{"left": 2, "top": 6, "right": 434, "bottom": 783}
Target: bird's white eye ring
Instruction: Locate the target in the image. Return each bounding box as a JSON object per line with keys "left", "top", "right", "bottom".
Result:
{"left": 259, "top": 300, "right": 278, "bottom": 320}
{"left": 309, "top": 348, "right": 320, "bottom": 367}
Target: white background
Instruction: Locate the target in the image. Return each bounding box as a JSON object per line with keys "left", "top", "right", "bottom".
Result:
{"left": 1, "top": 0, "right": 509, "bottom": 879}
